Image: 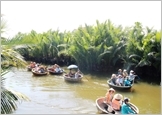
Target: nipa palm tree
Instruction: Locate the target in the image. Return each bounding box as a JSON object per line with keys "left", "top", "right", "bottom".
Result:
{"left": 1, "top": 15, "right": 30, "bottom": 114}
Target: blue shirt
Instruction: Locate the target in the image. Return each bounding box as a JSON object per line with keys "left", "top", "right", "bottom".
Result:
{"left": 121, "top": 103, "right": 135, "bottom": 114}
{"left": 124, "top": 79, "right": 131, "bottom": 86}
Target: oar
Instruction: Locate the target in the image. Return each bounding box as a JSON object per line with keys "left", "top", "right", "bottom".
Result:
{"left": 127, "top": 103, "right": 137, "bottom": 114}
{"left": 78, "top": 69, "right": 89, "bottom": 81}
{"left": 62, "top": 69, "right": 67, "bottom": 73}
{"left": 78, "top": 69, "right": 84, "bottom": 75}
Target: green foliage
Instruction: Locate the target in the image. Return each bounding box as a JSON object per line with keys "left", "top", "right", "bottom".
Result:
{"left": 2, "top": 18, "right": 161, "bottom": 75}
{"left": 1, "top": 16, "right": 30, "bottom": 114}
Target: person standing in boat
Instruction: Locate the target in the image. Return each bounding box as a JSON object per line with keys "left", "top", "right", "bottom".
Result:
{"left": 129, "top": 70, "right": 135, "bottom": 84}
{"left": 104, "top": 88, "right": 115, "bottom": 105}
{"left": 121, "top": 98, "right": 136, "bottom": 114}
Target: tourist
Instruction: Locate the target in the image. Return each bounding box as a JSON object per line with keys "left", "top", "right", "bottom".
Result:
{"left": 110, "top": 74, "right": 117, "bottom": 85}
{"left": 117, "top": 69, "right": 123, "bottom": 75}
{"left": 104, "top": 88, "right": 115, "bottom": 105}
{"left": 124, "top": 76, "right": 132, "bottom": 86}
{"left": 129, "top": 70, "right": 135, "bottom": 84}
{"left": 121, "top": 97, "right": 136, "bottom": 114}
{"left": 68, "top": 69, "right": 73, "bottom": 77}
{"left": 111, "top": 93, "right": 123, "bottom": 110}
{"left": 123, "top": 69, "right": 128, "bottom": 78}
{"left": 75, "top": 70, "right": 80, "bottom": 78}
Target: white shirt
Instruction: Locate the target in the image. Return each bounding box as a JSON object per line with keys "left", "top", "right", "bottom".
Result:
{"left": 55, "top": 67, "right": 60, "bottom": 72}
{"left": 119, "top": 77, "right": 124, "bottom": 84}
{"left": 129, "top": 73, "right": 135, "bottom": 81}
{"left": 75, "top": 72, "right": 79, "bottom": 78}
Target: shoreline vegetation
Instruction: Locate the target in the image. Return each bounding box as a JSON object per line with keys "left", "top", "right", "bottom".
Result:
{"left": 1, "top": 19, "right": 161, "bottom": 85}
{"left": 1, "top": 16, "right": 161, "bottom": 114}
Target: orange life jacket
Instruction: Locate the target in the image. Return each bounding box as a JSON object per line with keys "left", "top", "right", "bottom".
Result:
{"left": 111, "top": 99, "right": 122, "bottom": 110}
{"left": 105, "top": 93, "right": 113, "bottom": 104}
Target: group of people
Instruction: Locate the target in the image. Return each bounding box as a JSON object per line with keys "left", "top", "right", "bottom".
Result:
{"left": 104, "top": 88, "right": 136, "bottom": 114}
{"left": 29, "top": 62, "right": 63, "bottom": 73}
{"left": 68, "top": 69, "right": 81, "bottom": 78}
{"left": 29, "top": 61, "right": 36, "bottom": 68}
{"left": 34, "top": 63, "right": 47, "bottom": 73}
{"left": 110, "top": 69, "right": 137, "bottom": 86}
{"left": 29, "top": 61, "right": 47, "bottom": 73}
{"left": 48, "top": 64, "right": 62, "bottom": 73}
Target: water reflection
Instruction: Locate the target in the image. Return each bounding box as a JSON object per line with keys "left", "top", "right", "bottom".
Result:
{"left": 4, "top": 69, "right": 161, "bottom": 114}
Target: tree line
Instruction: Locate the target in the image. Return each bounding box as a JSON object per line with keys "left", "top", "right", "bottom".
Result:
{"left": 1, "top": 16, "right": 161, "bottom": 114}
{"left": 2, "top": 19, "right": 161, "bottom": 83}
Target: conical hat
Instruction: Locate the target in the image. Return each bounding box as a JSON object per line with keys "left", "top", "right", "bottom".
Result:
{"left": 114, "top": 93, "right": 123, "bottom": 100}
{"left": 108, "top": 88, "right": 115, "bottom": 92}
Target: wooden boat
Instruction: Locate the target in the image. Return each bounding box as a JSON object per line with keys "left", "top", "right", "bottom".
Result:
{"left": 96, "top": 97, "right": 109, "bottom": 114}
{"left": 96, "top": 97, "right": 139, "bottom": 114}
{"left": 63, "top": 74, "right": 83, "bottom": 82}
{"left": 32, "top": 68, "right": 48, "bottom": 76}
{"left": 107, "top": 79, "right": 133, "bottom": 91}
{"left": 64, "top": 64, "right": 84, "bottom": 82}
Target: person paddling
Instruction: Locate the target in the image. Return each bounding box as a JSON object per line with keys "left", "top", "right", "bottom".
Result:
{"left": 104, "top": 88, "right": 115, "bottom": 105}
{"left": 121, "top": 97, "right": 136, "bottom": 114}
{"left": 103, "top": 88, "right": 116, "bottom": 114}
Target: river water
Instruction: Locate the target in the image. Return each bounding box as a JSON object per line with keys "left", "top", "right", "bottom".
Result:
{"left": 3, "top": 68, "right": 161, "bottom": 114}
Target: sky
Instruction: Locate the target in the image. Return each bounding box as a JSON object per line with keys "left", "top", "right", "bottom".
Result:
{"left": 1, "top": 1, "right": 161, "bottom": 38}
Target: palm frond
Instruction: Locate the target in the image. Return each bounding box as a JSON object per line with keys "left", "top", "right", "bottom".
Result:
{"left": 129, "top": 54, "right": 142, "bottom": 59}
{"left": 136, "top": 59, "right": 151, "bottom": 67}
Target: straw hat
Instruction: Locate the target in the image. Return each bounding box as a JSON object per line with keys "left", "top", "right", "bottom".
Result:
{"left": 108, "top": 88, "right": 115, "bottom": 92}
{"left": 113, "top": 94, "right": 123, "bottom": 100}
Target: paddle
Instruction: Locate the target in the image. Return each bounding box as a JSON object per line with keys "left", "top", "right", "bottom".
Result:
{"left": 78, "top": 69, "right": 89, "bottom": 81}
{"left": 78, "top": 69, "right": 84, "bottom": 75}
{"left": 102, "top": 102, "right": 115, "bottom": 114}
{"left": 62, "top": 69, "right": 67, "bottom": 73}
{"left": 127, "top": 103, "right": 137, "bottom": 114}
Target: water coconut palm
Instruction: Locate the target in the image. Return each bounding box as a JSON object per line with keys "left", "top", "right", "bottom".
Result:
{"left": 1, "top": 14, "right": 30, "bottom": 114}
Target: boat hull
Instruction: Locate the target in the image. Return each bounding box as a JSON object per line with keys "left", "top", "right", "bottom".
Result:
{"left": 96, "top": 97, "right": 109, "bottom": 114}
{"left": 107, "top": 79, "right": 133, "bottom": 91}
{"left": 96, "top": 97, "right": 139, "bottom": 114}
{"left": 63, "top": 74, "right": 83, "bottom": 82}
{"left": 32, "top": 69, "right": 48, "bottom": 76}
